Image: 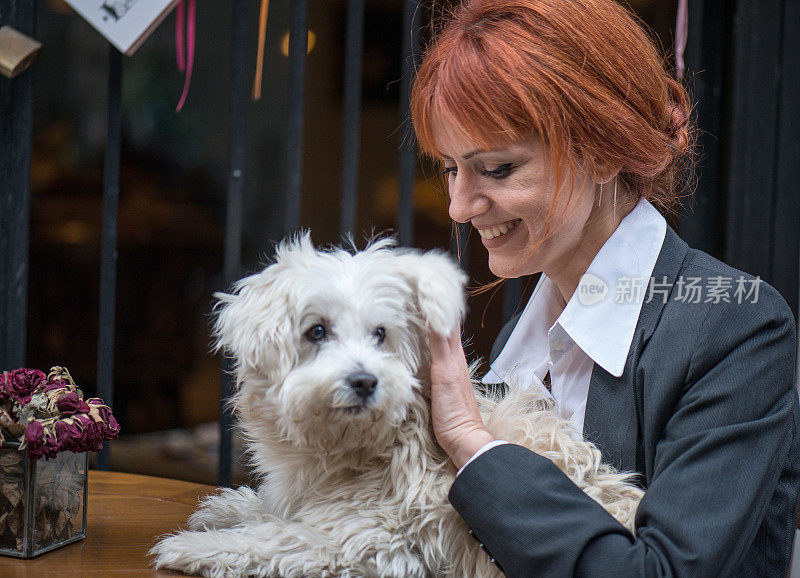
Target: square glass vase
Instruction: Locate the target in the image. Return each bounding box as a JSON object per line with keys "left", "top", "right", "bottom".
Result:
{"left": 0, "top": 441, "right": 88, "bottom": 558}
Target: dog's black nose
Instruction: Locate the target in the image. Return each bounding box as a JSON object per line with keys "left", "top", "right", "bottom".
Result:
{"left": 348, "top": 373, "right": 378, "bottom": 400}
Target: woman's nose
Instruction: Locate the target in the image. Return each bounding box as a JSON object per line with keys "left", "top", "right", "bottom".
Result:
{"left": 448, "top": 175, "right": 489, "bottom": 224}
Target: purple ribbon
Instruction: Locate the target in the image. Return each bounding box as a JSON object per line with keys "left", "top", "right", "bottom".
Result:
{"left": 675, "top": 0, "right": 688, "bottom": 80}
{"left": 175, "top": 0, "right": 196, "bottom": 112}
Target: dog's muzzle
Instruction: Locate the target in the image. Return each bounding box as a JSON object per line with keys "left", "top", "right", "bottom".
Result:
{"left": 347, "top": 372, "right": 378, "bottom": 401}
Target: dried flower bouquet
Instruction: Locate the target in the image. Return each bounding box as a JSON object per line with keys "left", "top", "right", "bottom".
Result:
{"left": 0, "top": 366, "right": 120, "bottom": 557}
{"left": 0, "top": 367, "right": 119, "bottom": 459}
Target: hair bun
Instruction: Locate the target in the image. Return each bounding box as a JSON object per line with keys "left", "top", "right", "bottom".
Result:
{"left": 665, "top": 80, "right": 691, "bottom": 158}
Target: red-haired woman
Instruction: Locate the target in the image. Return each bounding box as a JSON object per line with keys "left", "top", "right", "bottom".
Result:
{"left": 412, "top": 1, "right": 800, "bottom": 576}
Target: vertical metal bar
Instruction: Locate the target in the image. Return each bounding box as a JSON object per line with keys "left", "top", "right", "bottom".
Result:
{"left": 96, "top": 46, "right": 123, "bottom": 471}
{"left": 725, "top": 1, "right": 782, "bottom": 282}
{"left": 680, "top": 0, "right": 730, "bottom": 259}
{"left": 397, "top": 0, "right": 421, "bottom": 246}
{"left": 0, "top": 0, "right": 35, "bottom": 370}
{"left": 284, "top": 0, "right": 308, "bottom": 235}
{"left": 218, "top": 0, "right": 249, "bottom": 488}
{"left": 773, "top": 0, "right": 799, "bottom": 321}
{"left": 339, "top": 0, "right": 365, "bottom": 237}
{"left": 503, "top": 277, "right": 524, "bottom": 322}
{"left": 790, "top": 0, "right": 800, "bottom": 389}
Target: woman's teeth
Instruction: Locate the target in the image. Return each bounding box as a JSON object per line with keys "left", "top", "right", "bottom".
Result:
{"left": 477, "top": 220, "right": 519, "bottom": 240}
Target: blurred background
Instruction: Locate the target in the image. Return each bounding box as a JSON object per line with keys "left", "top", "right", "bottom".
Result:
{"left": 1, "top": 0, "right": 797, "bottom": 486}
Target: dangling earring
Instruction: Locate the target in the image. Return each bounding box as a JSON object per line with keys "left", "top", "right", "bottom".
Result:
{"left": 613, "top": 176, "right": 618, "bottom": 222}
{"left": 598, "top": 182, "right": 603, "bottom": 207}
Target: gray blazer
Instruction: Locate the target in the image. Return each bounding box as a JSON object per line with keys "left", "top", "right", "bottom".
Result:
{"left": 450, "top": 226, "right": 800, "bottom": 577}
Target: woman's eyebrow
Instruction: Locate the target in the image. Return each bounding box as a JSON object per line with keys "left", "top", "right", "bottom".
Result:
{"left": 462, "top": 149, "right": 484, "bottom": 160}
{"left": 441, "top": 148, "right": 515, "bottom": 161}
{"left": 440, "top": 149, "right": 487, "bottom": 161}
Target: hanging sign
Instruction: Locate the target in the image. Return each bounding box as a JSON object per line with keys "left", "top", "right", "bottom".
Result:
{"left": 63, "top": 0, "right": 180, "bottom": 56}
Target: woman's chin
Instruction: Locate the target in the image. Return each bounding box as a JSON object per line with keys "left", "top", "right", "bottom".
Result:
{"left": 487, "top": 257, "right": 531, "bottom": 279}
{"left": 486, "top": 243, "right": 543, "bottom": 278}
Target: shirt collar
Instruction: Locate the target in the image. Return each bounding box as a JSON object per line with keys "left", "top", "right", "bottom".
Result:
{"left": 483, "top": 273, "right": 562, "bottom": 386}
{"left": 487, "top": 197, "right": 666, "bottom": 381}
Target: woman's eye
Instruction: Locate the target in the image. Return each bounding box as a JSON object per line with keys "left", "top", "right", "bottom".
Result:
{"left": 305, "top": 324, "right": 326, "bottom": 342}
{"left": 373, "top": 327, "right": 386, "bottom": 344}
{"left": 441, "top": 166, "right": 457, "bottom": 177}
{"left": 481, "top": 163, "right": 514, "bottom": 179}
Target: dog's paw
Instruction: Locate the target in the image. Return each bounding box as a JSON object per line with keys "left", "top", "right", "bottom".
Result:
{"left": 150, "top": 530, "right": 252, "bottom": 578}
{"left": 188, "top": 486, "right": 263, "bottom": 530}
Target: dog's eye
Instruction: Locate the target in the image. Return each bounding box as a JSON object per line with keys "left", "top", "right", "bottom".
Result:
{"left": 373, "top": 327, "right": 386, "bottom": 344}
{"left": 305, "top": 324, "right": 327, "bottom": 342}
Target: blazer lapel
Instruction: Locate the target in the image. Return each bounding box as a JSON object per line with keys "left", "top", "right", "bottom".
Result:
{"left": 582, "top": 226, "right": 689, "bottom": 475}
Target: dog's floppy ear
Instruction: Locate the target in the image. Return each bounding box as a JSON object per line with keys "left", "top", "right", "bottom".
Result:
{"left": 212, "top": 271, "right": 294, "bottom": 378}
{"left": 212, "top": 235, "right": 314, "bottom": 378}
{"left": 390, "top": 248, "right": 468, "bottom": 337}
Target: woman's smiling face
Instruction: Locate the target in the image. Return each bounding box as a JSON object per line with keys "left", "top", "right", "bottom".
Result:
{"left": 434, "top": 119, "right": 600, "bottom": 283}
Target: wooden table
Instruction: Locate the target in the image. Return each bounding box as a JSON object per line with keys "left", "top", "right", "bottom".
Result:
{"left": 1, "top": 470, "right": 217, "bottom": 577}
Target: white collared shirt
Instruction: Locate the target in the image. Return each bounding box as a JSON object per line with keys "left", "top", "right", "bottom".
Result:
{"left": 482, "top": 197, "right": 667, "bottom": 435}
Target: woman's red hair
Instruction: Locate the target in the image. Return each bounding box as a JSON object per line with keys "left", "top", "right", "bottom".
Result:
{"left": 411, "top": 0, "right": 694, "bottom": 216}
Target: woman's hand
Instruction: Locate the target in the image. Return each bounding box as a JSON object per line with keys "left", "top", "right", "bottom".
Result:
{"left": 429, "top": 329, "right": 496, "bottom": 469}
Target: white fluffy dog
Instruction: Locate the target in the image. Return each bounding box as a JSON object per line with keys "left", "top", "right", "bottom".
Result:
{"left": 151, "top": 235, "right": 643, "bottom": 578}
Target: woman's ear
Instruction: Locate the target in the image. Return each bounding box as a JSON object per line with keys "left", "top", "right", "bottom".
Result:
{"left": 591, "top": 161, "right": 622, "bottom": 187}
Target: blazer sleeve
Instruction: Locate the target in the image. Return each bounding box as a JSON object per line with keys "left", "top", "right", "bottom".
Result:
{"left": 449, "top": 283, "right": 799, "bottom": 577}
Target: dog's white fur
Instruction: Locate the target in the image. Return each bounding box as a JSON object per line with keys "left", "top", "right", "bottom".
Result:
{"left": 151, "top": 235, "right": 643, "bottom": 578}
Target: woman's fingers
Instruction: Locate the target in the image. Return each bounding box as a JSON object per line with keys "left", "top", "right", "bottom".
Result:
{"left": 428, "top": 328, "right": 496, "bottom": 469}
{"left": 429, "top": 329, "right": 468, "bottom": 381}
{"left": 427, "top": 329, "right": 451, "bottom": 364}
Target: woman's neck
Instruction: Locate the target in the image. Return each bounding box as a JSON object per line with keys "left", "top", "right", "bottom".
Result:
{"left": 547, "top": 194, "right": 637, "bottom": 305}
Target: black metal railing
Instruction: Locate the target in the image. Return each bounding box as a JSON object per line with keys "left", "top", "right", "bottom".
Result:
{"left": 218, "top": 0, "right": 250, "bottom": 490}
{"left": 339, "top": 0, "right": 365, "bottom": 236}
{"left": 0, "top": 1, "right": 35, "bottom": 373}
{"left": 96, "top": 47, "right": 123, "bottom": 471}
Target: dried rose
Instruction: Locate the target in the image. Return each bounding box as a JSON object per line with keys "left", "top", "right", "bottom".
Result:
{"left": 86, "top": 398, "right": 120, "bottom": 439}
{"left": 56, "top": 414, "right": 104, "bottom": 453}
{"left": 56, "top": 392, "right": 90, "bottom": 416}
{"left": 44, "top": 382, "right": 67, "bottom": 394}
{"left": 2, "top": 368, "right": 46, "bottom": 405}
{"left": 24, "top": 419, "right": 44, "bottom": 446}
{"left": 43, "top": 436, "right": 61, "bottom": 459}
{"left": 77, "top": 414, "right": 104, "bottom": 452}
{"left": 23, "top": 420, "right": 60, "bottom": 460}
{"left": 54, "top": 418, "right": 84, "bottom": 453}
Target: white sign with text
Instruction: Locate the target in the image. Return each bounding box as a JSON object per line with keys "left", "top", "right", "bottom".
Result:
{"left": 64, "top": 0, "right": 180, "bottom": 55}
